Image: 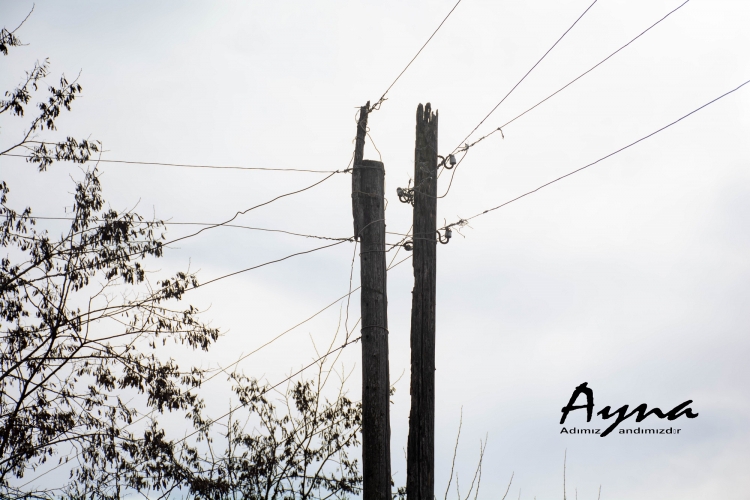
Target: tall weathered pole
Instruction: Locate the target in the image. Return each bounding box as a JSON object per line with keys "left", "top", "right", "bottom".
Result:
{"left": 352, "top": 103, "right": 368, "bottom": 238}
{"left": 407, "top": 103, "right": 438, "bottom": 500}
{"left": 351, "top": 102, "right": 392, "bottom": 500}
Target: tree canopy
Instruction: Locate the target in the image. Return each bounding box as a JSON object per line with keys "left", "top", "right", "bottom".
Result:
{"left": 1, "top": 11, "right": 362, "bottom": 499}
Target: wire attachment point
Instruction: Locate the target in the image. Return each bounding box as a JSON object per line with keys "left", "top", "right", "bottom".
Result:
{"left": 396, "top": 186, "right": 415, "bottom": 206}
{"left": 443, "top": 154, "right": 457, "bottom": 169}
{"left": 437, "top": 227, "right": 452, "bottom": 244}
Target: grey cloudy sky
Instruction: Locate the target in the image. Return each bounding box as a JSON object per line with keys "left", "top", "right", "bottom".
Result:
{"left": 2, "top": 0, "right": 749, "bottom": 498}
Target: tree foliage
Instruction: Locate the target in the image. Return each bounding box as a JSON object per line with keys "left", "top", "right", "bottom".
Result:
{"left": 1, "top": 12, "right": 362, "bottom": 499}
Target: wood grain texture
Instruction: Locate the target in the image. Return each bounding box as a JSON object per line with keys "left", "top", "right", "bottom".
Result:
{"left": 352, "top": 102, "right": 369, "bottom": 239}
{"left": 407, "top": 103, "right": 438, "bottom": 500}
{"left": 356, "top": 158, "right": 392, "bottom": 500}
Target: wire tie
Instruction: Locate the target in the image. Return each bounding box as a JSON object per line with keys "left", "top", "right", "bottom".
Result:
{"left": 361, "top": 325, "right": 389, "bottom": 333}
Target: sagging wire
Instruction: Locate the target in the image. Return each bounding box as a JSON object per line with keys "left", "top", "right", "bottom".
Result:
{"left": 434, "top": 0, "right": 691, "bottom": 199}
{"left": 17, "top": 216, "right": 359, "bottom": 243}
{"left": 450, "top": 0, "right": 599, "bottom": 153}
{"left": 367, "top": 129, "right": 383, "bottom": 163}
{"left": 169, "top": 251, "right": 418, "bottom": 449}
{"left": 443, "top": 0, "right": 690, "bottom": 176}
{"left": 439, "top": 76, "right": 750, "bottom": 233}
{"left": 11, "top": 250, "right": 418, "bottom": 489}
{"left": 426, "top": 0, "right": 599, "bottom": 200}
{"left": 3, "top": 152, "right": 352, "bottom": 174}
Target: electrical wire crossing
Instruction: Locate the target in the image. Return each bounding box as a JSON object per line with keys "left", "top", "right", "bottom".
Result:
{"left": 13, "top": 250, "right": 415, "bottom": 489}
{"left": 441, "top": 77, "right": 750, "bottom": 230}
{"left": 436, "top": 0, "right": 600, "bottom": 199}
{"left": 171, "top": 335, "right": 363, "bottom": 448}
{"left": 169, "top": 248, "right": 413, "bottom": 388}
{"left": 437, "top": 0, "right": 690, "bottom": 199}
{"left": 15, "top": 337, "right": 365, "bottom": 490}
{"left": 13, "top": 171, "right": 353, "bottom": 270}
{"left": 169, "top": 254, "right": 416, "bottom": 448}
{"left": 164, "top": 172, "right": 341, "bottom": 247}
{"left": 19, "top": 216, "right": 412, "bottom": 245}
{"left": 459, "top": 0, "right": 692, "bottom": 153}
{"left": 451, "top": 0, "right": 599, "bottom": 153}
{"left": 10, "top": 216, "right": 356, "bottom": 242}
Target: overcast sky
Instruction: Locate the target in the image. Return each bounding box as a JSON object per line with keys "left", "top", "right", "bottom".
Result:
{"left": 2, "top": 0, "right": 749, "bottom": 498}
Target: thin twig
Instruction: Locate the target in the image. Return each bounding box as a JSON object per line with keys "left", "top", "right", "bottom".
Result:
{"left": 444, "top": 407, "right": 463, "bottom": 500}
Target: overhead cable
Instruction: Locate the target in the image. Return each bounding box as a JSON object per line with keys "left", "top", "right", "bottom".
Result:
{"left": 441, "top": 77, "right": 750, "bottom": 229}
{"left": 438, "top": 0, "right": 690, "bottom": 199}
{"left": 451, "top": 0, "right": 599, "bottom": 152}
{"left": 16, "top": 216, "right": 410, "bottom": 243}
{"left": 461, "top": 0, "right": 692, "bottom": 155}
{"left": 369, "top": 0, "right": 465, "bottom": 112}
{"left": 164, "top": 172, "right": 339, "bottom": 246}
{"left": 1, "top": 153, "right": 345, "bottom": 174}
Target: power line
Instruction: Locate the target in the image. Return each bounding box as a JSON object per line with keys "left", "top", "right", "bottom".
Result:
{"left": 203, "top": 286, "right": 362, "bottom": 384}
{"left": 57, "top": 240, "right": 354, "bottom": 324}
{"left": 164, "top": 171, "right": 340, "bottom": 247}
{"left": 12, "top": 251, "right": 414, "bottom": 489}
{"left": 451, "top": 0, "right": 599, "bottom": 153}
{"left": 10, "top": 216, "right": 355, "bottom": 242}
{"left": 197, "top": 240, "right": 349, "bottom": 287}
{"left": 194, "top": 239, "right": 411, "bottom": 290}
{"left": 3, "top": 173, "right": 351, "bottom": 276}
{"left": 16, "top": 216, "right": 411, "bottom": 243}
{"left": 203, "top": 252, "right": 412, "bottom": 382}
{"left": 172, "top": 334, "right": 365, "bottom": 447}
{"left": 137, "top": 254, "right": 412, "bottom": 435}
{"left": 54, "top": 231, "right": 408, "bottom": 340}
{"left": 182, "top": 249, "right": 407, "bottom": 438}
{"left": 15, "top": 338, "right": 365, "bottom": 491}
{"left": 1, "top": 153, "right": 346, "bottom": 174}
{"left": 369, "top": 0, "right": 465, "bottom": 112}
{"left": 317, "top": 241, "right": 360, "bottom": 382}
{"left": 343, "top": 240, "right": 359, "bottom": 342}
{"left": 437, "top": 0, "right": 690, "bottom": 199}
{"left": 435, "top": 0, "right": 599, "bottom": 199}
{"left": 459, "top": 0, "right": 692, "bottom": 156}
{"left": 153, "top": 254, "right": 412, "bottom": 431}
{"left": 441, "top": 77, "right": 750, "bottom": 229}
{"left": 4, "top": 159, "right": 349, "bottom": 251}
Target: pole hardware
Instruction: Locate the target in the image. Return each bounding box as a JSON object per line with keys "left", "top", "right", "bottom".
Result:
{"left": 406, "top": 102, "right": 438, "bottom": 500}
{"left": 438, "top": 154, "right": 458, "bottom": 169}
{"left": 396, "top": 185, "right": 415, "bottom": 205}
{"left": 437, "top": 227, "right": 452, "bottom": 244}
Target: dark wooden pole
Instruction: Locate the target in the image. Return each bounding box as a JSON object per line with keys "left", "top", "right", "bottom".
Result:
{"left": 352, "top": 102, "right": 369, "bottom": 238}
{"left": 407, "top": 102, "right": 438, "bottom": 500}
{"left": 351, "top": 102, "right": 392, "bottom": 500}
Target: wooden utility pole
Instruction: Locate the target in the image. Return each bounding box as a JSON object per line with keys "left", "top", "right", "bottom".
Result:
{"left": 351, "top": 102, "right": 392, "bottom": 500}
{"left": 352, "top": 103, "right": 368, "bottom": 238}
{"left": 407, "top": 102, "right": 438, "bottom": 500}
